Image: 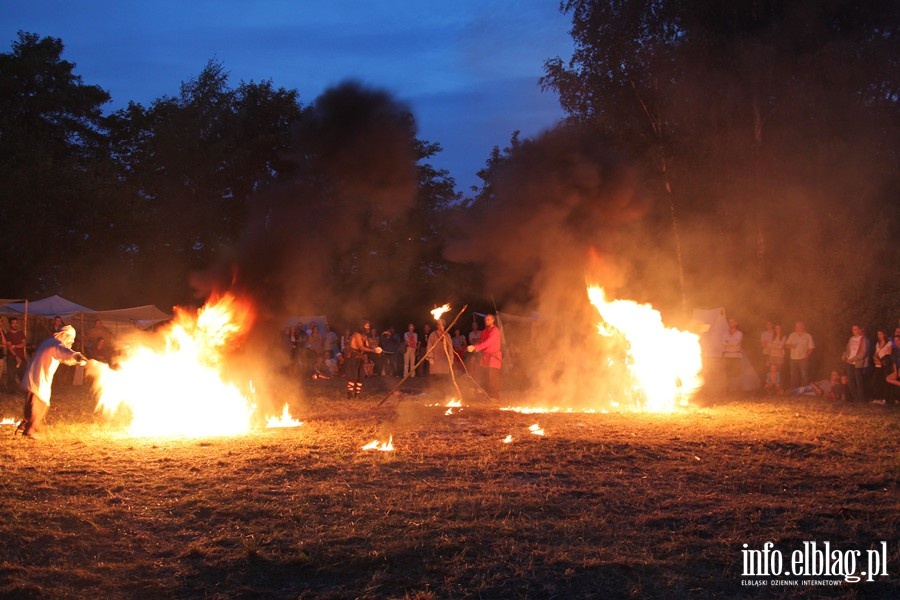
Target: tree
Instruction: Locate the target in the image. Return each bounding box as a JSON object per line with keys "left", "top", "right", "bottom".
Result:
{"left": 104, "top": 61, "right": 302, "bottom": 308}
{"left": 0, "top": 32, "right": 115, "bottom": 297}
{"left": 541, "top": 0, "right": 900, "bottom": 356}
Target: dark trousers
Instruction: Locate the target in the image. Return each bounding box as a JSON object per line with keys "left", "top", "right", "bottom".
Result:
{"left": 5, "top": 356, "right": 25, "bottom": 391}
{"left": 22, "top": 393, "right": 49, "bottom": 436}
{"left": 847, "top": 365, "right": 866, "bottom": 402}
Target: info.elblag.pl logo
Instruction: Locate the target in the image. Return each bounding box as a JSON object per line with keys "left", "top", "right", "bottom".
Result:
{"left": 741, "top": 541, "right": 890, "bottom": 585}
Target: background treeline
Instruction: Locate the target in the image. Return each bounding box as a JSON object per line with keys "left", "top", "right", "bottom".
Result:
{"left": 1, "top": 0, "right": 898, "bottom": 365}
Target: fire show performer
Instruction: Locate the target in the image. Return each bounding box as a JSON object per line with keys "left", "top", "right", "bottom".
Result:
{"left": 426, "top": 319, "right": 454, "bottom": 375}
{"left": 17, "top": 325, "right": 86, "bottom": 439}
{"left": 467, "top": 314, "right": 502, "bottom": 400}
{"left": 345, "top": 320, "right": 382, "bottom": 398}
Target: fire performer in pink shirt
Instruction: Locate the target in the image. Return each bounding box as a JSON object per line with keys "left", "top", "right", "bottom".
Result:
{"left": 17, "top": 325, "right": 86, "bottom": 439}
{"left": 467, "top": 314, "right": 502, "bottom": 400}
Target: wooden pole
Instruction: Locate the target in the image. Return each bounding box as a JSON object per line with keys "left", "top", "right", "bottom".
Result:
{"left": 376, "top": 305, "right": 468, "bottom": 407}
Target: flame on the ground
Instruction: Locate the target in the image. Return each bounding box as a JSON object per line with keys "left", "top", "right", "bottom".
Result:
{"left": 1, "top": 417, "right": 18, "bottom": 426}
{"left": 529, "top": 424, "right": 545, "bottom": 436}
{"left": 430, "top": 303, "right": 451, "bottom": 321}
{"left": 91, "top": 293, "right": 257, "bottom": 437}
{"left": 500, "top": 406, "right": 600, "bottom": 414}
{"left": 266, "top": 403, "right": 302, "bottom": 428}
{"left": 444, "top": 398, "right": 462, "bottom": 415}
{"left": 502, "top": 434, "right": 513, "bottom": 443}
{"left": 362, "top": 436, "right": 394, "bottom": 451}
{"left": 588, "top": 285, "right": 702, "bottom": 412}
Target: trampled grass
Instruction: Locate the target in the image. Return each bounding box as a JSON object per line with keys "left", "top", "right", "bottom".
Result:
{"left": 0, "top": 375, "right": 897, "bottom": 599}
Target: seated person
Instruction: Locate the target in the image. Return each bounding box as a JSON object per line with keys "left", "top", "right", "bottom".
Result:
{"left": 763, "top": 364, "right": 782, "bottom": 396}
{"left": 322, "top": 350, "right": 338, "bottom": 377}
{"left": 790, "top": 370, "right": 843, "bottom": 399}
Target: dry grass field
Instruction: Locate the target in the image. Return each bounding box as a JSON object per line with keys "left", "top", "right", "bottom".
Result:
{"left": 0, "top": 373, "right": 897, "bottom": 599}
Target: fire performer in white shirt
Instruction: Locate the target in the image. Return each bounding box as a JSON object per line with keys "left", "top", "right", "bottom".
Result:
{"left": 17, "top": 325, "right": 86, "bottom": 439}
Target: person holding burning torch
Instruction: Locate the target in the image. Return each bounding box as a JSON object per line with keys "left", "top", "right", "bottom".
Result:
{"left": 17, "top": 325, "right": 86, "bottom": 439}
{"left": 345, "top": 320, "right": 382, "bottom": 398}
{"left": 467, "top": 313, "right": 502, "bottom": 400}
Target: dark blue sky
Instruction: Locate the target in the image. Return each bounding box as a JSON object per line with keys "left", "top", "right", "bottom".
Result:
{"left": 3, "top": 0, "right": 573, "bottom": 192}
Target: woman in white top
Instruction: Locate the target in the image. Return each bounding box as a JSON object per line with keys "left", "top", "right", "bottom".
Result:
{"left": 767, "top": 324, "right": 786, "bottom": 368}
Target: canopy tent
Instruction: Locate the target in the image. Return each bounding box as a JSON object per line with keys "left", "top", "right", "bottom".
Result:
{"left": 0, "top": 295, "right": 172, "bottom": 351}
{"left": 0, "top": 294, "right": 92, "bottom": 318}
{"left": 84, "top": 305, "right": 172, "bottom": 328}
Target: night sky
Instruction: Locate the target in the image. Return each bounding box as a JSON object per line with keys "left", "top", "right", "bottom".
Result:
{"left": 2, "top": 0, "right": 573, "bottom": 192}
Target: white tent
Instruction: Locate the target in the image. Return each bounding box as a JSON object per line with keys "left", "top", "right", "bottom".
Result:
{"left": 0, "top": 295, "right": 172, "bottom": 349}
{"left": 0, "top": 294, "right": 93, "bottom": 318}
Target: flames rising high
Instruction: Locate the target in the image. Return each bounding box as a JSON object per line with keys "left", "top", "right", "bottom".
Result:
{"left": 587, "top": 285, "right": 702, "bottom": 412}
{"left": 91, "top": 293, "right": 259, "bottom": 437}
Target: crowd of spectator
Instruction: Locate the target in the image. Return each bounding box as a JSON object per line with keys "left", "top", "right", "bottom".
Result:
{"left": 730, "top": 318, "right": 900, "bottom": 403}
{"left": 281, "top": 318, "right": 487, "bottom": 383}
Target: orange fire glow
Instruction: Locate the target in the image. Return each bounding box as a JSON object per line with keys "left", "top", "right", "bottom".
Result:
{"left": 587, "top": 285, "right": 702, "bottom": 412}
{"left": 528, "top": 423, "right": 545, "bottom": 436}
{"left": 266, "top": 403, "right": 303, "bottom": 428}
{"left": 362, "top": 436, "right": 394, "bottom": 451}
{"left": 430, "top": 303, "right": 451, "bottom": 321}
{"left": 91, "top": 293, "right": 258, "bottom": 437}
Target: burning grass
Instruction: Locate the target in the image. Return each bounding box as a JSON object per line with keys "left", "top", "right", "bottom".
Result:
{"left": 0, "top": 377, "right": 897, "bottom": 599}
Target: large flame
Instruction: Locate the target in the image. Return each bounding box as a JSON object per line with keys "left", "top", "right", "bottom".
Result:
{"left": 92, "top": 293, "right": 258, "bottom": 437}
{"left": 430, "top": 303, "right": 451, "bottom": 321}
{"left": 587, "top": 285, "right": 702, "bottom": 412}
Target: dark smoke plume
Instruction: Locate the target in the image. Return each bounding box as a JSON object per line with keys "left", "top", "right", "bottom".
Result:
{"left": 197, "top": 81, "right": 419, "bottom": 322}
{"left": 446, "top": 124, "right": 656, "bottom": 406}
{"left": 193, "top": 81, "right": 420, "bottom": 412}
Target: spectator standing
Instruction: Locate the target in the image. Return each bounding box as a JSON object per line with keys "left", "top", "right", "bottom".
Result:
{"left": 402, "top": 323, "right": 418, "bottom": 378}
{"left": 767, "top": 324, "right": 786, "bottom": 369}
{"left": 885, "top": 334, "right": 900, "bottom": 402}
{"left": 467, "top": 320, "right": 482, "bottom": 369}
{"left": 323, "top": 324, "right": 339, "bottom": 358}
{"left": 722, "top": 319, "right": 744, "bottom": 393}
{"left": 760, "top": 321, "right": 775, "bottom": 371}
{"left": 378, "top": 329, "right": 400, "bottom": 376}
{"left": 871, "top": 329, "right": 893, "bottom": 402}
{"left": 785, "top": 321, "right": 815, "bottom": 388}
{"left": 418, "top": 324, "right": 432, "bottom": 376}
{"left": 5, "top": 317, "right": 27, "bottom": 392}
{"left": 308, "top": 325, "right": 324, "bottom": 375}
{"left": 842, "top": 324, "right": 870, "bottom": 402}
{"left": 85, "top": 319, "right": 113, "bottom": 359}
{"left": 451, "top": 328, "right": 468, "bottom": 364}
